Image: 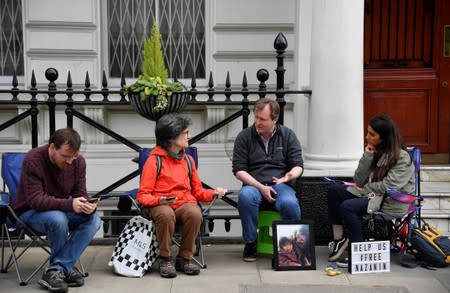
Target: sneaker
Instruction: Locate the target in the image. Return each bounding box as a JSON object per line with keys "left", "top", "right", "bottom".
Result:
{"left": 64, "top": 267, "right": 84, "bottom": 287}
{"left": 38, "top": 269, "right": 68, "bottom": 293}
{"left": 328, "top": 237, "right": 349, "bottom": 262}
{"left": 175, "top": 257, "right": 200, "bottom": 275}
{"left": 242, "top": 241, "right": 257, "bottom": 262}
{"left": 159, "top": 258, "right": 177, "bottom": 278}
{"left": 336, "top": 257, "right": 348, "bottom": 268}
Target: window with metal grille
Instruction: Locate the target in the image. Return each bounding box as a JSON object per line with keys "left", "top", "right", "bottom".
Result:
{"left": 0, "top": 0, "right": 24, "bottom": 76}
{"left": 364, "top": 0, "right": 434, "bottom": 69}
{"left": 108, "top": 0, "right": 205, "bottom": 79}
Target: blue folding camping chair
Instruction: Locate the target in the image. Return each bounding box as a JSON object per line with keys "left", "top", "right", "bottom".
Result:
{"left": 323, "top": 147, "right": 423, "bottom": 256}
{"left": 121, "top": 146, "right": 226, "bottom": 269}
{"left": 0, "top": 152, "right": 51, "bottom": 285}
{"left": 0, "top": 152, "right": 86, "bottom": 286}
{"left": 365, "top": 147, "right": 424, "bottom": 255}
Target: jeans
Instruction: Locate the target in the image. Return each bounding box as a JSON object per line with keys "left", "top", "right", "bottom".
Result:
{"left": 19, "top": 210, "right": 101, "bottom": 275}
{"left": 327, "top": 184, "right": 369, "bottom": 242}
{"left": 238, "top": 184, "right": 300, "bottom": 243}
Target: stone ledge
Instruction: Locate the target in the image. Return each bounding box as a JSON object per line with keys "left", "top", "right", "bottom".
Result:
{"left": 421, "top": 211, "right": 450, "bottom": 219}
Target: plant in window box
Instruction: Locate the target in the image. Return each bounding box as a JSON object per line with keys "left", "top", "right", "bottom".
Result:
{"left": 124, "top": 22, "right": 189, "bottom": 121}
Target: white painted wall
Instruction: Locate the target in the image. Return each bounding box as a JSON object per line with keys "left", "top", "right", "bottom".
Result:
{"left": 0, "top": 0, "right": 363, "bottom": 197}
{"left": 23, "top": 0, "right": 101, "bottom": 87}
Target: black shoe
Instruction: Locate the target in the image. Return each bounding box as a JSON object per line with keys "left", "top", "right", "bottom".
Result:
{"left": 159, "top": 257, "right": 177, "bottom": 278}
{"left": 328, "top": 237, "right": 349, "bottom": 262}
{"left": 64, "top": 267, "right": 84, "bottom": 287}
{"left": 175, "top": 257, "right": 200, "bottom": 275}
{"left": 243, "top": 241, "right": 257, "bottom": 262}
{"left": 336, "top": 257, "right": 348, "bottom": 268}
{"left": 38, "top": 269, "right": 68, "bottom": 293}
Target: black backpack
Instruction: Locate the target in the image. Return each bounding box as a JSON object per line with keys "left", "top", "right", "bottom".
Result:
{"left": 407, "top": 224, "right": 450, "bottom": 269}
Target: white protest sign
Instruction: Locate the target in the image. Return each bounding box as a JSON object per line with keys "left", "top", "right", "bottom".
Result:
{"left": 350, "top": 240, "right": 390, "bottom": 274}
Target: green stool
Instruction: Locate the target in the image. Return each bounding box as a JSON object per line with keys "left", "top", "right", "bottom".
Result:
{"left": 256, "top": 210, "right": 281, "bottom": 254}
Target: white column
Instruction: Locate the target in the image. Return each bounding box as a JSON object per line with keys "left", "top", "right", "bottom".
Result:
{"left": 292, "top": 0, "right": 312, "bottom": 148}
{"left": 303, "top": 0, "right": 364, "bottom": 176}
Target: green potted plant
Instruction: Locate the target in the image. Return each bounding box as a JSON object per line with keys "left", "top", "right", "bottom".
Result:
{"left": 124, "top": 22, "right": 188, "bottom": 121}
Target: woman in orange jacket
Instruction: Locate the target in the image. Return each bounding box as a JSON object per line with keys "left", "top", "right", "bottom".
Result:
{"left": 136, "top": 113, "right": 227, "bottom": 278}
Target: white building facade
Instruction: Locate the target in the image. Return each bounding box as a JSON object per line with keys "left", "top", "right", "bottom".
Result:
{"left": 0, "top": 0, "right": 365, "bottom": 194}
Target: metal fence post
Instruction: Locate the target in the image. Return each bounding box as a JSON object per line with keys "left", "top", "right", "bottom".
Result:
{"left": 45, "top": 68, "right": 58, "bottom": 135}
{"left": 274, "top": 32, "right": 287, "bottom": 125}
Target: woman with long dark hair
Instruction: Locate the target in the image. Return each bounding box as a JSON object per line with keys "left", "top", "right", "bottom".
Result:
{"left": 326, "top": 114, "right": 415, "bottom": 266}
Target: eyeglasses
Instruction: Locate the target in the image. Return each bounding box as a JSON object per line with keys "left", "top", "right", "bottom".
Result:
{"left": 181, "top": 130, "right": 190, "bottom": 136}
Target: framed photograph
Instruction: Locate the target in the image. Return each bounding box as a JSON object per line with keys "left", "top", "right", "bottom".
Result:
{"left": 272, "top": 220, "right": 316, "bottom": 271}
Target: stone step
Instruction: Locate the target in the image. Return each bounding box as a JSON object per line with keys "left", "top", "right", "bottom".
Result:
{"left": 421, "top": 209, "right": 450, "bottom": 218}
{"left": 413, "top": 165, "right": 449, "bottom": 234}
{"left": 420, "top": 180, "right": 450, "bottom": 194}
{"left": 419, "top": 176, "right": 450, "bottom": 213}
{"left": 420, "top": 165, "right": 450, "bottom": 182}
{"left": 420, "top": 211, "right": 450, "bottom": 235}
{"left": 420, "top": 195, "right": 449, "bottom": 212}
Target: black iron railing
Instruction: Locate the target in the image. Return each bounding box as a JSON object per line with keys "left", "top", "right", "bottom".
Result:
{"left": 0, "top": 33, "right": 312, "bottom": 238}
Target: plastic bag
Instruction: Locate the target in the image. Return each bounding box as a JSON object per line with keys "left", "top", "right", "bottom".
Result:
{"left": 109, "top": 215, "right": 159, "bottom": 277}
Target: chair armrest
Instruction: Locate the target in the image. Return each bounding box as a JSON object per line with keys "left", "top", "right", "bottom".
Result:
{"left": 0, "top": 191, "right": 10, "bottom": 207}
{"left": 385, "top": 188, "right": 422, "bottom": 204}
{"left": 323, "top": 177, "right": 356, "bottom": 187}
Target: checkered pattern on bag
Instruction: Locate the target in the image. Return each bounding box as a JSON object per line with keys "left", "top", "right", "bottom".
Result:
{"left": 110, "top": 215, "right": 159, "bottom": 276}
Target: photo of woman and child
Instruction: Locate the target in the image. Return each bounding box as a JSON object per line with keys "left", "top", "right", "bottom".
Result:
{"left": 276, "top": 224, "right": 315, "bottom": 269}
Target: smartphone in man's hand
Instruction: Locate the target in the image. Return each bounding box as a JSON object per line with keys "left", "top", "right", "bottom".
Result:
{"left": 270, "top": 190, "right": 277, "bottom": 198}
{"left": 88, "top": 197, "right": 100, "bottom": 203}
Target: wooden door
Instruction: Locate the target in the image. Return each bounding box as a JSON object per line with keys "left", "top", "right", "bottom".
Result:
{"left": 364, "top": 0, "right": 448, "bottom": 160}
{"left": 437, "top": 0, "right": 450, "bottom": 158}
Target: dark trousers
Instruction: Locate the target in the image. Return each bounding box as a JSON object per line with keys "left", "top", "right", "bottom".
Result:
{"left": 327, "top": 184, "right": 369, "bottom": 242}
{"left": 149, "top": 203, "right": 202, "bottom": 260}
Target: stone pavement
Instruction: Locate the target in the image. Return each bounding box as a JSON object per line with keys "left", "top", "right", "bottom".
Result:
{"left": 1, "top": 244, "right": 449, "bottom": 293}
